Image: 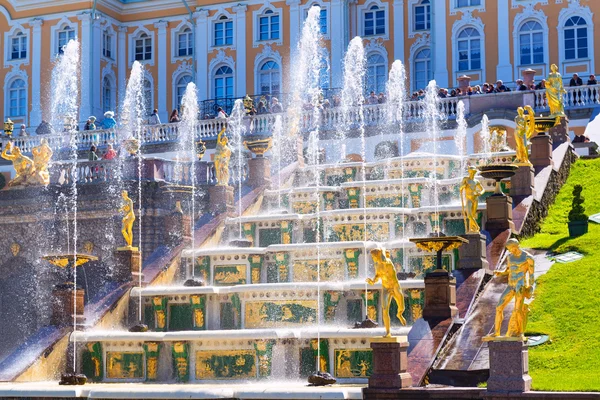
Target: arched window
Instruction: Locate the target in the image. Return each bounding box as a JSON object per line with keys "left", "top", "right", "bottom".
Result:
{"left": 564, "top": 16, "right": 588, "bottom": 60}
{"left": 414, "top": 0, "right": 431, "bottom": 31}
{"left": 214, "top": 66, "right": 234, "bottom": 99}
{"left": 214, "top": 16, "right": 233, "bottom": 46}
{"left": 176, "top": 75, "right": 193, "bottom": 109}
{"left": 519, "top": 21, "right": 544, "bottom": 65}
{"left": 8, "top": 79, "right": 26, "bottom": 117}
{"left": 259, "top": 10, "right": 280, "bottom": 41}
{"left": 57, "top": 26, "right": 75, "bottom": 54}
{"left": 413, "top": 48, "right": 432, "bottom": 91}
{"left": 457, "top": 27, "right": 481, "bottom": 71}
{"left": 102, "top": 76, "right": 114, "bottom": 113}
{"left": 177, "top": 27, "right": 193, "bottom": 57}
{"left": 10, "top": 32, "right": 27, "bottom": 60}
{"left": 366, "top": 54, "right": 387, "bottom": 94}
{"left": 143, "top": 79, "right": 153, "bottom": 115}
{"left": 259, "top": 61, "right": 281, "bottom": 95}
{"left": 364, "top": 5, "right": 385, "bottom": 36}
{"left": 135, "top": 33, "right": 152, "bottom": 61}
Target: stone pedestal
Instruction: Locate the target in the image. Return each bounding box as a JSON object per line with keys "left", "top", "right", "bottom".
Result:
{"left": 530, "top": 134, "right": 553, "bottom": 171}
{"left": 208, "top": 185, "right": 234, "bottom": 215}
{"left": 367, "top": 336, "right": 412, "bottom": 389}
{"left": 458, "top": 233, "right": 489, "bottom": 271}
{"left": 548, "top": 116, "right": 569, "bottom": 149}
{"left": 113, "top": 247, "right": 141, "bottom": 282}
{"left": 510, "top": 165, "right": 535, "bottom": 198}
{"left": 164, "top": 208, "right": 191, "bottom": 248}
{"left": 248, "top": 157, "right": 271, "bottom": 188}
{"left": 457, "top": 75, "right": 472, "bottom": 92}
{"left": 486, "top": 339, "right": 532, "bottom": 393}
{"left": 485, "top": 195, "right": 514, "bottom": 239}
{"left": 423, "top": 271, "right": 458, "bottom": 319}
{"left": 51, "top": 285, "right": 85, "bottom": 326}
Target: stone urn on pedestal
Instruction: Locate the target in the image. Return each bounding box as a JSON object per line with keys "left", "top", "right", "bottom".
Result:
{"left": 244, "top": 138, "right": 273, "bottom": 188}
{"left": 479, "top": 164, "right": 518, "bottom": 239}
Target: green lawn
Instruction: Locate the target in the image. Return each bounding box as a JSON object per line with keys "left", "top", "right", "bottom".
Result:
{"left": 521, "top": 158, "right": 600, "bottom": 391}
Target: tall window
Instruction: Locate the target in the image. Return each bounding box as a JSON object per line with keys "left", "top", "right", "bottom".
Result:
{"left": 176, "top": 75, "right": 192, "bottom": 109}
{"left": 413, "top": 48, "right": 432, "bottom": 90}
{"left": 457, "top": 0, "right": 481, "bottom": 7}
{"left": 8, "top": 79, "right": 26, "bottom": 117}
{"left": 318, "top": 8, "right": 327, "bottom": 35}
{"left": 214, "top": 66, "right": 234, "bottom": 98}
{"left": 519, "top": 21, "right": 544, "bottom": 65}
{"left": 457, "top": 27, "right": 481, "bottom": 71}
{"left": 364, "top": 5, "right": 385, "bottom": 36}
{"left": 414, "top": 0, "right": 431, "bottom": 31}
{"left": 135, "top": 33, "right": 152, "bottom": 61}
{"left": 57, "top": 26, "right": 75, "bottom": 54}
{"left": 564, "top": 16, "right": 588, "bottom": 60}
{"left": 102, "top": 77, "right": 113, "bottom": 113}
{"left": 366, "top": 54, "right": 387, "bottom": 94}
{"left": 177, "top": 27, "right": 193, "bottom": 56}
{"left": 143, "top": 79, "right": 153, "bottom": 115}
{"left": 259, "top": 61, "right": 281, "bottom": 95}
{"left": 102, "top": 30, "right": 112, "bottom": 59}
{"left": 214, "top": 16, "right": 233, "bottom": 47}
{"left": 10, "top": 32, "right": 27, "bottom": 60}
{"left": 259, "top": 10, "right": 280, "bottom": 41}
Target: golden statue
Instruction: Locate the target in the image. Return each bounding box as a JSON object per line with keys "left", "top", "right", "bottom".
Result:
{"left": 546, "top": 64, "right": 566, "bottom": 117}
{"left": 489, "top": 127, "right": 508, "bottom": 153}
{"left": 30, "top": 138, "right": 53, "bottom": 186}
{"left": 1, "top": 142, "right": 34, "bottom": 187}
{"left": 514, "top": 106, "right": 536, "bottom": 166}
{"left": 119, "top": 190, "right": 136, "bottom": 248}
{"left": 490, "top": 238, "right": 534, "bottom": 339}
{"left": 460, "top": 166, "right": 485, "bottom": 233}
{"left": 367, "top": 248, "right": 407, "bottom": 337}
{"left": 214, "top": 127, "right": 232, "bottom": 186}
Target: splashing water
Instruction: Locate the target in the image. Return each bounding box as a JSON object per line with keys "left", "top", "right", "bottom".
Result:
{"left": 50, "top": 39, "right": 80, "bottom": 372}
{"left": 229, "top": 100, "right": 246, "bottom": 239}
{"left": 455, "top": 101, "right": 467, "bottom": 175}
{"left": 423, "top": 81, "right": 442, "bottom": 234}
{"left": 272, "top": 116, "right": 284, "bottom": 210}
{"left": 480, "top": 114, "right": 492, "bottom": 166}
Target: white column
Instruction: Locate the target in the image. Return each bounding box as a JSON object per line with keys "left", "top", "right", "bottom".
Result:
{"left": 233, "top": 4, "right": 247, "bottom": 97}
{"left": 431, "top": 0, "right": 448, "bottom": 87}
{"left": 195, "top": 10, "right": 209, "bottom": 100}
{"left": 91, "top": 18, "right": 102, "bottom": 118}
{"left": 496, "top": 0, "right": 512, "bottom": 82}
{"left": 287, "top": 0, "right": 301, "bottom": 59}
{"left": 154, "top": 20, "right": 168, "bottom": 121}
{"left": 330, "top": 0, "right": 345, "bottom": 87}
{"left": 393, "top": 0, "right": 405, "bottom": 63}
{"left": 118, "top": 26, "right": 127, "bottom": 107}
{"left": 78, "top": 12, "right": 92, "bottom": 124}
{"left": 29, "top": 18, "right": 43, "bottom": 127}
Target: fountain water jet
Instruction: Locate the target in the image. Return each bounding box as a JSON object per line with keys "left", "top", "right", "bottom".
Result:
{"left": 423, "top": 81, "right": 442, "bottom": 234}
{"left": 455, "top": 101, "right": 468, "bottom": 176}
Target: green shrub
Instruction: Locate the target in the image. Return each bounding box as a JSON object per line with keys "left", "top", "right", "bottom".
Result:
{"left": 568, "top": 184, "right": 588, "bottom": 222}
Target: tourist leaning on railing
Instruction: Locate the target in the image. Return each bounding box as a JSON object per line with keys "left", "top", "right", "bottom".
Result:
{"left": 169, "top": 109, "right": 180, "bottom": 123}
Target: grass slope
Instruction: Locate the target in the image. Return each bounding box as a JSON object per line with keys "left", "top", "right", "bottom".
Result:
{"left": 521, "top": 158, "right": 600, "bottom": 391}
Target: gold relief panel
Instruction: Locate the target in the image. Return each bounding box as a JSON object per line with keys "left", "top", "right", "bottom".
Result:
{"left": 292, "top": 260, "right": 344, "bottom": 282}
{"left": 292, "top": 201, "right": 318, "bottom": 214}
{"left": 214, "top": 265, "right": 247, "bottom": 285}
{"left": 333, "top": 223, "right": 390, "bottom": 241}
{"left": 245, "top": 300, "right": 318, "bottom": 329}
{"left": 195, "top": 350, "right": 256, "bottom": 380}
{"left": 106, "top": 352, "right": 144, "bottom": 380}
{"left": 334, "top": 349, "right": 373, "bottom": 378}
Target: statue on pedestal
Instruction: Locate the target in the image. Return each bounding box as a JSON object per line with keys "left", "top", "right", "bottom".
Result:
{"left": 119, "top": 190, "right": 136, "bottom": 248}
{"left": 1, "top": 142, "right": 34, "bottom": 187}
{"left": 367, "top": 248, "right": 407, "bottom": 337}
{"left": 546, "top": 64, "right": 566, "bottom": 117}
{"left": 31, "top": 138, "right": 53, "bottom": 186}
{"left": 460, "top": 166, "right": 485, "bottom": 233}
{"left": 514, "top": 106, "right": 536, "bottom": 166}
{"left": 214, "top": 127, "right": 232, "bottom": 186}
{"left": 490, "top": 238, "right": 535, "bottom": 339}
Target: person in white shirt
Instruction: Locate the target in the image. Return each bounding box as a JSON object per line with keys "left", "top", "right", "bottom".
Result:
{"left": 149, "top": 109, "right": 161, "bottom": 125}
{"left": 216, "top": 107, "right": 228, "bottom": 119}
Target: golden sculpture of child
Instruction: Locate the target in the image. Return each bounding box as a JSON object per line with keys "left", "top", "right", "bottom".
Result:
{"left": 30, "top": 138, "right": 53, "bottom": 186}
{"left": 1, "top": 142, "right": 34, "bottom": 187}
{"left": 367, "top": 248, "right": 407, "bottom": 337}
{"left": 119, "top": 190, "right": 136, "bottom": 248}
{"left": 460, "top": 166, "right": 485, "bottom": 233}
{"left": 214, "top": 127, "right": 232, "bottom": 186}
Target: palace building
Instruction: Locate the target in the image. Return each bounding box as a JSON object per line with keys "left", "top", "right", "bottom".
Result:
{"left": 0, "top": 0, "right": 597, "bottom": 127}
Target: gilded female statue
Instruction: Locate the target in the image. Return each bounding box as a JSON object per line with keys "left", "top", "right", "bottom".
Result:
{"left": 460, "top": 167, "right": 485, "bottom": 233}
{"left": 119, "top": 190, "right": 136, "bottom": 248}
{"left": 514, "top": 106, "right": 535, "bottom": 166}
{"left": 214, "top": 127, "right": 232, "bottom": 186}
{"left": 546, "top": 64, "right": 566, "bottom": 117}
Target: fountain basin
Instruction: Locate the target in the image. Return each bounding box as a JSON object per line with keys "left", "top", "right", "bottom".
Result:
{"left": 534, "top": 116, "right": 560, "bottom": 133}
{"left": 42, "top": 254, "right": 98, "bottom": 268}
{"left": 244, "top": 138, "right": 273, "bottom": 157}
{"left": 478, "top": 164, "right": 518, "bottom": 195}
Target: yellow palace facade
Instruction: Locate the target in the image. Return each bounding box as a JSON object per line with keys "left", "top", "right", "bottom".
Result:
{"left": 0, "top": 0, "right": 598, "bottom": 126}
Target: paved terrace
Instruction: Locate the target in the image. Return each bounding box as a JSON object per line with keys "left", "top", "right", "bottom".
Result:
{"left": 2, "top": 86, "right": 598, "bottom": 158}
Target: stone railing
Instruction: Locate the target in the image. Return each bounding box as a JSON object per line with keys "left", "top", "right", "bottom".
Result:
{"left": 533, "top": 85, "right": 600, "bottom": 112}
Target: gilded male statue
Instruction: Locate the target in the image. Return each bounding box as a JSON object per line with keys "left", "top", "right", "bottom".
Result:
{"left": 491, "top": 238, "right": 535, "bottom": 339}
{"left": 1, "top": 142, "right": 34, "bottom": 187}
{"left": 214, "top": 127, "right": 232, "bottom": 186}
{"left": 514, "top": 106, "right": 536, "bottom": 165}
{"left": 460, "top": 166, "right": 485, "bottom": 233}
{"left": 546, "top": 64, "right": 566, "bottom": 117}
{"left": 367, "top": 248, "right": 407, "bottom": 337}
{"left": 119, "top": 190, "right": 136, "bottom": 248}
{"left": 30, "top": 138, "right": 53, "bottom": 186}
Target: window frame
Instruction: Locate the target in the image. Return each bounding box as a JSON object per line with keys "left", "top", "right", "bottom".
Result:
{"left": 413, "top": 0, "right": 431, "bottom": 32}
{"left": 102, "top": 76, "right": 115, "bottom": 114}
{"left": 456, "top": 27, "right": 481, "bottom": 72}
{"left": 412, "top": 47, "right": 432, "bottom": 92}
{"left": 7, "top": 78, "right": 27, "bottom": 119}
{"left": 174, "top": 74, "right": 193, "bottom": 110}
{"left": 213, "top": 16, "right": 234, "bottom": 48}
{"left": 129, "top": 28, "right": 155, "bottom": 66}
{"left": 258, "top": 60, "right": 282, "bottom": 96}
{"left": 449, "top": 0, "right": 485, "bottom": 15}
{"left": 563, "top": 16, "right": 588, "bottom": 61}
{"left": 258, "top": 10, "right": 280, "bottom": 42}
{"left": 102, "top": 29, "right": 114, "bottom": 60}
{"left": 358, "top": 1, "right": 389, "bottom": 40}
{"left": 57, "top": 26, "right": 76, "bottom": 55}
{"left": 518, "top": 20, "right": 545, "bottom": 66}
{"left": 366, "top": 53, "right": 387, "bottom": 95}
{"left": 177, "top": 27, "right": 194, "bottom": 57}
{"left": 213, "top": 65, "right": 234, "bottom": 100}
{"left": 252, "top": 5, "right": 284, "bottom": 47}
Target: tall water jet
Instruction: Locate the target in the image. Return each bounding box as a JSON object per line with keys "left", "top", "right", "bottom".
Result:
{"left": 272, "top": 115, "right": 284, "bottom": 209}
{"left": 423, "top": 80, "right": 442, "bottom": 234}
{"left": 229, "top": 99, "right": 246, "bottom": 239}
{"left": 50, "top": 39, "right": 80, "bottom": 374}
{"left": 455, "top": 101, "right": 467, "bottom": 175}
{"left": 480, "top": 114, "right": 492, "bottom": 165}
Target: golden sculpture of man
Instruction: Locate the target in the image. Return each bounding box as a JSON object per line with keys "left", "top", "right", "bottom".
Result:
{"left": 514, "top": 106, "right": 535, "bottom": 166}
{"left": 214, "top": 127, "right": 232, "bottom": 186}
{"left": 491, "top": 238, "right": 534, "bottom": 339}
{"left": 1, "top": 142, "right": 34, "bottom": 187}
{"left": 30, "top": 138, "right": 53, "bottom": 186}
{"left": 460, "top": 166, "right": 485, "bottom": 233}
{"left": 546, "top": 64, "right": 566, "bottom": 117}
{"left": 367, "top": 248, "right": 407, "bottom": 337}
{"left": 119, "top": 190, "right": 136, "bottom": 248}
